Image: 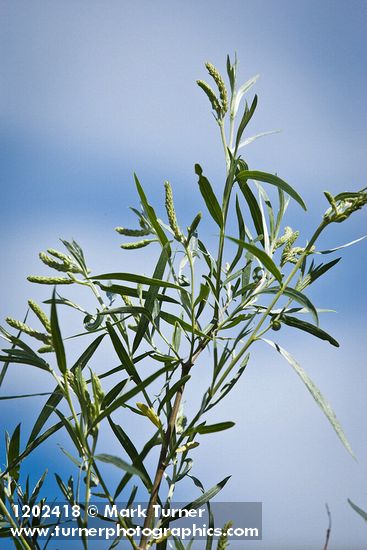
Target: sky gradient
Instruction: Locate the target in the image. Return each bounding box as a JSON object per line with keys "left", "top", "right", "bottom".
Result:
{"left": 1, "top": 1, "right": 367, "bottom": 548}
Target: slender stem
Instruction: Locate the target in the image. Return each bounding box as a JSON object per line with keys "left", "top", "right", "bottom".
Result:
{"left": 219, "top": 221, "right": 328, "bottom": 375}
{"left": 219, "top": 120, "right": 230, "bottom": 170}
{"left": 0, "top": 497, "right": 32, "bottom": 550}
{"left": 138, "top": 363, "right": 188, "bottom": 549}
{"left": 187, "top": 247, "right": 196, "bottom": 362}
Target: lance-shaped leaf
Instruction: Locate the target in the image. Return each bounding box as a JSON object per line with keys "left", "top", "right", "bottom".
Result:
{"left": 134, "top": 174, "right": 171, "bottom": 254}
{"left": 92, "top": 362, "right": 173, "bottom": 426}
{"left": 28, "top": 334, "right": 105, "bottom": 444}
{"left": 107, "top": 418, "right": 153, "bottom": 492}
{"left": 235, "top": 95, "right": 258, "bottom": 150}
{"left": 233, "top": 75, "right": 259, "bottom": 117}
{"left": 96, "top": 282, "right": 179, "bottom": 304}
{"left": 1, "top": 420, "right": 64, "bottom": 479}
{"left": 263, "top": 339, "right": 355, "bottom": 458}
{"left": 260, "top": 286, "right": 318, "bottom": 325}
{"left": 133, "top": 248, "right": 169, "bottom": 353}
{"left": 281, "top": 315, "right": 339, "bottom": 347}
{"left": 226, "top": 237, "right": 282, "bottom": 283}
{"left": 348, "top": 499, "right": 367, "bottom": 522}
{"left": 96, "top": 454, "right": 150, "bottom": 486}
{"left": 195, "top": 164, "right": 223, "bottom": 228}
{"left": 106, "top": 322, "right": 141, "bottom": 386}
{"left": 319, "top": 235, "right": 367, "bottom": 254}
{"left": 50, "top": 290, "right": 67, "bottom": 374}
{"left": 187, "top": 421, "right": 235, "bottom": 435}
{"left": 236, "top": 170, "right": 307, "bottom": 211}
{"left": 169, "top": 476, "right": 231, "bottom": 521}
{"left": 91, "top": 272, "right": 182, "bottom": 291}
{"left": 238, "top": 181, "right": 264, "bottom": 245}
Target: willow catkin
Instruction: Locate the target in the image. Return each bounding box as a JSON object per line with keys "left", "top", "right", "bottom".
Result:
{"left": 217, "top": 521, "right": 233, "bottom": 550}
{"left": 28, "top": 300, "right": 51, "bottom": 332}
{"left": 6, "top": 317, "right": 51, "bottom": 343}
{"left": 27, "top": 275, "right": 74, "bottom": 285}
{"left": 47, "top": 248, "right": 73, "bottom": 264}
{"left": 120, "top": 239, "right": 156, "bottom": 249}
{"left": 115, "top": 227, "right": 151, "bottom": 236}
{"left": 205, "top": 62, "right": 228, "bottom": 115}
{"left": 196, "top": 80, "right": 222, "bottom": 118}
{"left": 164, "top": 181, "right": 184, "bottom": 243}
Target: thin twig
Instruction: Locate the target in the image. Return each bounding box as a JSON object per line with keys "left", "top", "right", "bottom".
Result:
{"left": 323, "top": 503, "right": 332, "bottom": 550}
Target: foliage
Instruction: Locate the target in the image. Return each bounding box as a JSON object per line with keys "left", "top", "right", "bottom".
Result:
{"left": 1, "top": 55, "right": 366, "bottom": 549}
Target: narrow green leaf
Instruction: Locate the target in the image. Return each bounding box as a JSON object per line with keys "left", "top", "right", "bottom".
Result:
{"left": 206, "top": 356, "right": 249, "bottom": 410}
{"left": 106, "top": 323, "right": 140, "bottom": 385}
{"left": 0, "top": 392, "right": 51, "bottom": 401}
{"left": 348, "top": 499, "right": 367, "bottom": 522}
{"left": 237, "top": 170, "right": 307, "bottom": 211}
{"left": 195, "top": 164, "right": 223, "bottom": 228}
{"left": 28, "top": 334, "right": 105, "bottom": 445}
{"left": 263, "top": 339, "right": 355, "bottom": 458}
{"left": 233, "top": 75, "right": 259, "bottom": 116}
{"left": 188, "top": 422, "right": 235, "bottom": 435}
{"left": 159, "top": 311, "right": 207, "bottom": 337}
{"left": 235, "top": 95, "right": 258, "bottom": 149}
{"left": 8, "top": 424, "right": 21, "bottom": 479}
{"left": 134, "top": 174, "right": 171, "bottom": 254}
{"left": 96, "top": 282, "right": 179, "bottom": 304}
{"left": 319, "top": 235, "right": 367, "bottom": 254}
{"left": 1, "top": 420, "right": 64, "bottom": 480}
{"left": 238, "top": 130, "right": 281, "bottom": 150}
{"left": 92, "top": 363, "right": 173, "bottom": 426}
{"left": 50, "top": 290, "right": 67, "bottom": 374}
{"left": 261, "top": 286, "right": 318, "bottom": 325}
{"left": 53, "top": 408, "right": 83, "bottom": 455}
{"left": 91, "top": 273, "right": 181, "bottom": 290}
{"left": 0, "top": 355, "right": 49, "bottom": 370}
{"left": 102, "top": 379, "right": 129, "bottom": 409}
{"left": 133, "top": 248, "right": 169, "bottom": 353}
{"left": 107, "top": 418, "right": 152, "bottom": 491}
{"left": 171, "top": 476, "right": 231, "bottom": 520}
{"left": 226, "top": 237, "right": 282, "bottom": 283}
{"left": 297, "top": 258, "right": 341, "bottom": 291}
{"left": 114, "top": 433, "right": 160, "bottom": 499}
{"left": 96, "top": 453, "right": 150, "bottom": 486}
{"left": 281, "top": 315, "right": 339, "bottom": 347}
{"left": 237, "top": 182, "right": 264, "bottom": 246}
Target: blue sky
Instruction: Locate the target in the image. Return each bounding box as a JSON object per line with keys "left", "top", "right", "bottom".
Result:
{"left": 1, "top": 1, "right": 367, "bottom": 548}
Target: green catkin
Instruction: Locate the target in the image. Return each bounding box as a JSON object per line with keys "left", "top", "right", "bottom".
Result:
{"left": 38, "top": 345, "right": 54, "bottom": 354}
{"left": 196, "top": 80, "right": 222, "bottom": 118}
{"left": 217, "top": 521, "right": 233, "bottom": 550}
{"left": 6, "top": 317, "right": 51, "bottom": 344}
{"left": 27, "top": 275, "right": 74, "bottom": 285}
{"left": 120, "top": 239, "right": 156, "bottom": 250}
{"left": 281, "top": 229, "right": 300, "bottom": 266}
{"left": 39, "top": 252, "right": 69, "bottom": 272}
{"left": 274, "top": 226, "right": 293, "bottom": 249}
{"left": 115, "top": 227, "right": 151, "bottom": 236}
{"left": 323, "top": 190, "right": 367, "bottom": 224}
{"left": 205, "top": 62, "right": 228, "bottom": 115}
{"left": 28, "top": 300, "right": 51, "bottom": 332}
{"left": 47, "top": 248, "right": 74, "bottom": 264}
{"left": 164, "top": 181, "right": 184, "bottom": 243}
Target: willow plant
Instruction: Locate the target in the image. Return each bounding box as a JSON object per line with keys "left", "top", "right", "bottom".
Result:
{"left": 1, "top": 56, "right": 366, "bottom": 550}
